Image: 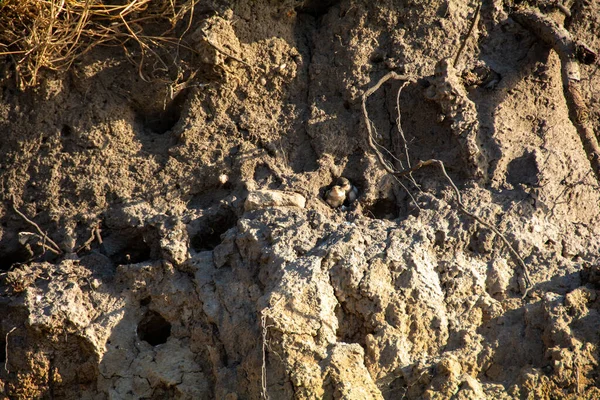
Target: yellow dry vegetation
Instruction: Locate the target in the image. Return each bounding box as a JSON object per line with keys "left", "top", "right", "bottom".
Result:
{"left": 0, "top": 0, "right": 199, "bottom": 88}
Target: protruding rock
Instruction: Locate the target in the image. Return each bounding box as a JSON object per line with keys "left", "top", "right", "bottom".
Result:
{"left": 244, "top": 190, "right": 306, "bottom": 211}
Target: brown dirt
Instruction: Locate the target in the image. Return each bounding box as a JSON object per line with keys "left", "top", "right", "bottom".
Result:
{"left": 1, "top": 0, "right": 600, "bottom": 399}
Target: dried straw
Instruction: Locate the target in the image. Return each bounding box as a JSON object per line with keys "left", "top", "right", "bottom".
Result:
{"left": 0, "top": 0, "right": 199, "bottom": 88}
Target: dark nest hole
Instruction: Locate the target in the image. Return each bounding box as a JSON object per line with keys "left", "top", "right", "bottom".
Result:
{"left": 60, "top": 124, "right": 72, "bottom": 137}
{"left": 506, "top": 151, "right": 540, "bottom": 187}
{"left": 0, "top": 246, "right": 31, "bottom": 271}
{"left": 105, "top": 228, "right": 156, "bottom": 265}
{"left": 364, "top": 198, "right": 401, "bottom": 220}
{"left": 136, "top": 88, "right": 188, "bottom": 135}
{"left": 137, "top": 310, "right": 171, "bottom": 346}
{"left": 140, "top": 296, "right": 151, "bottom": 307}
{"left": 0, "top": 235, "right": 64, "bottom": 270}
{"left": 190, "top": 208, "right": 237, "bottom": 252}
{"left": 334, "top": 303, "right": 367, "bottom": 347}
{"left": 296, "top": 0, "right": 340, "bottom": 16}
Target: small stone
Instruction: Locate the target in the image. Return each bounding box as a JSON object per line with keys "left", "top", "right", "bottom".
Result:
{"left": 486, "top": 259, "right": 512, "bottom": 297}
{"left": 437, "top": 355, "right": 461, "bottom": 377}
{"left": 244, "top": 190, "right": 306, "bottom": 211}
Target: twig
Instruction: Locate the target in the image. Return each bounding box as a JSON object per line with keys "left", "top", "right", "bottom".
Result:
{"left": 11, "top": 195, "right": 62, "bottom": 255}
{"left": 260, "top": 296, "right": 284, "bottom": 400}
{"left": 511, "top": 9, "right": 600, "bottom": 183}
{"left": 202, "top": 34, "right": 255, "bottom": 70}
{"left": 75, "top": 226, "right": 99, "bottom": 253}
{"left": 260, "top": 312, "right": 271, "bottom": 400}
{"left": 95, "top": 227, "right": 103, "bottom": 245}
{"left": 453, "top": 2, "right": 482, "bottom": 68}
{"left": 5, "top": 327, "right": 17, "bottom": 374}
{"left": 396, "top": 160, "right": 532, "bottom": 296}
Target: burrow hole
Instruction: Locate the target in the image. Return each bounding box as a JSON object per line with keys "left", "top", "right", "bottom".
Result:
{"left": 137, "top": 89, "right": 188, "bottom": 135}
{"left": 107, "top": 228, "right": 154, "bottom": 265}
{"left": 0, "top": 338, "right": 6, "bottom": 363}
{"left": 190, "top": 209, "right": 237, "bottom": 252}
{"left": 0, "top": 247, "right": 32, "bottom": 271}
{"left": 137, "top": 310, "right": 171, "bottom": 346}
{"left": 364, "top": 198, "right": 401, "bottom": 220}
{"left": 61, "top": 125, "right": 72, "bottom": 137}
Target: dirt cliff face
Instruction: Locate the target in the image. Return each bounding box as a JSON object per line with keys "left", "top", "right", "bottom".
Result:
{"left": 1, "top": 0, "right": 600, "bottom": 398}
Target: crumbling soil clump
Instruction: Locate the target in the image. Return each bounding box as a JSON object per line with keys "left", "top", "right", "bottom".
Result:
{"left": 2, "top": 0, "right": 600, "bottom": 398}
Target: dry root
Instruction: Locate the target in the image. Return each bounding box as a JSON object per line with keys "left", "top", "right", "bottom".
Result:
{"left": 362, "top": 73, "right": 533, "bottom": 297}
{"left": 511, "top": 8, "right": 600, "bottom": 182}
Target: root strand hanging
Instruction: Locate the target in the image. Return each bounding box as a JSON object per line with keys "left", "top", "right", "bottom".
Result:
{"left": 511, "top": 8, "right": 600, "bottom": 183}
{"left": 362, "top": 71, "right": 533, "bottom": 297}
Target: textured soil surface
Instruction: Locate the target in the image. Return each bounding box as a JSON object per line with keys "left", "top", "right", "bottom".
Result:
{"left": 2, "top": 0, "right": 600, "bottom": 399}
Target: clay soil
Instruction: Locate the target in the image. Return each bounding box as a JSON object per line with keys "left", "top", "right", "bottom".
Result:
{"left": 1, "top": 0, "right": 600, "bottom": 399}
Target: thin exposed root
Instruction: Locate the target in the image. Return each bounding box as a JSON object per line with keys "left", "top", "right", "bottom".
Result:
{"left": 453, "top": 2, "right": 482, "bottom": 68}
{"left": 75, "top": 225, "right": 102, "bottom": 254}
{"left": 4, "top": 327, "right": 17, "bottom": 374}
{"left": 511, "top": 8, "right": 600, "bottom": 183}
{"left": 361, "top": 72, "right": 416, "bottom": 175}
{"left": 260, "top": 296, "right": 284, "bottom": 400}
{"left": 362, "top": 71, "right": 533, "bottom": 297}
{"left": 397, "top": 159, "right": 532, "bottom": 296}
{"left": 12, "top": 195, "right": 62, "bottom": 255}
{"left": 395, "top": 81, "right": 419, "bottom": 189}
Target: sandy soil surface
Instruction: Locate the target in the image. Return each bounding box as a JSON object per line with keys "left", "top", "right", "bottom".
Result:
{"left": 1, "top": 0, "right": 600, "bottom": 398}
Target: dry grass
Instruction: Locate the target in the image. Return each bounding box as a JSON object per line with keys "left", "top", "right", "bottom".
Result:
{"left": 0, "top": 0, "right": 199, "bottom": 89}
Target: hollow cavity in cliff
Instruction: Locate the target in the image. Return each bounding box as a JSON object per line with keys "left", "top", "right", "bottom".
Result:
{"left": 190, "top": 209, "right": 237, "bottom": 252}
{"left": 137, "top": 310, "right": 172, "bottom": 346}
